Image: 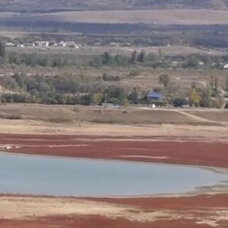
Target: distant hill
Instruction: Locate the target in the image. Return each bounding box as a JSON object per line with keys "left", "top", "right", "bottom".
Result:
{"left": 0, "top": 0, "right": 228, "bottom": 12}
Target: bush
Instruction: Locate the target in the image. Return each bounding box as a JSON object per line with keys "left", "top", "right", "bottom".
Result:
{"left": 173, "top": 98, "right": 188, "bottom": 107}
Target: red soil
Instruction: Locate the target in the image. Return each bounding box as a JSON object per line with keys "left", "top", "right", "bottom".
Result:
{"left": 0, "top": 133, "right": 227, "bottom": 168}
{"left": 93, "top": 193, "right": 228, "bottom": 209}
{"left": 0, "top": 217, "right": 215, "bottom": 228}
{"left": 0, "top": 194, "right": 228, "bottom": 228}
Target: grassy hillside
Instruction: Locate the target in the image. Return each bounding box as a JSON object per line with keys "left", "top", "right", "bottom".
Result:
{"left": 1, "top": 10, "right": 228, "bottom": 28}
{"left": 0, "top": 0, "right": 228, "bottom": 12}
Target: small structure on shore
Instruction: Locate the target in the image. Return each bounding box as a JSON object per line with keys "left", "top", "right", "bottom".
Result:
{"left": 146, "top": 92, "right": 167, "bottom": 107}
{"left": 102, "top": 103, "right": 116, "bottom": 108}
{"left": 147, "top": 92, "right": 162, "bottom": 101}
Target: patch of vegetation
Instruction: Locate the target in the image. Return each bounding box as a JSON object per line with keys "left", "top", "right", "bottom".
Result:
{"left": 47, "top": 116, "right": 73, "bottom": 123}
{"left": 0, "top": 113, "right": 22, "bottom": 120}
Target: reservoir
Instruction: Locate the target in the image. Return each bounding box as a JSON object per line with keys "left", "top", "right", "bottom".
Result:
{"left": 0, "top": 152, "right": 227, "bottom": 196}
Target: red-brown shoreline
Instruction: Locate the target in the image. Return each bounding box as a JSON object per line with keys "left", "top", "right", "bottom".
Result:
{"left": 0, "top": 133, "right": 227, "bottom": 169}
{"left": 0, "top": 133, "right": 227, "bottom": 228}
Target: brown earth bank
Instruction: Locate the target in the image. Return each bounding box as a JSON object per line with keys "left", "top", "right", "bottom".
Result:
{"left": 0, "top": 194, "right": 227, "bottom": 228}
{"left": 0, "top": 133, "right": 227, "bottom": 168}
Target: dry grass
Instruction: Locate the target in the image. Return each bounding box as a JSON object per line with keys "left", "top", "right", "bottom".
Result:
{"left": 0, "top": 104, "right": 210, "bottom": 125}
{"left": 186, "top": 110, "right": 228, "bottom": 122}
{"left": 25, "top": 9, "right": 228, "bottom": 25}
{"left": 0, "top": 104, "right": 227, "bottom": 138}
{"left": 0, "top": 103, "right": 228, "bottom": 125}
{"left": 1, "top": 9, "right": 228, "bottom": 25}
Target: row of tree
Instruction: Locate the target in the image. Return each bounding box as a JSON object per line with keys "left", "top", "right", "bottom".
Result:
{"left": 0, "top": 73, "right": 227, "bottom": 108}
{"left": 1, "top": 45, "right": 227, "bottom": 70}
{"left": 0, "top": 73, "right": 142, "bottom": 105}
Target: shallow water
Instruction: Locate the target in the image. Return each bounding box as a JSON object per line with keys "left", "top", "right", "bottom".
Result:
{"left": 0, "top": 152, "right": 227, "bottom": 196}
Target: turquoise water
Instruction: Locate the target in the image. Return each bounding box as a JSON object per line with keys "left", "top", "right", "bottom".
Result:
{"left": 0, "top": 152, "right": 227, "bottom": 196}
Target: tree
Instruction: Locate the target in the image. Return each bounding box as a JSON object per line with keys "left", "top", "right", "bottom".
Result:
{"left": 183, "top": 56, "right": 199, "bottom": 69}
{"left": 212, "top": 97, "right": 224, "bottom": 109}
{"left": 159, "top": 74, "right": 171, "bottom": 87}
{"left": 131, "top": 51, "right": 137, "bottom": 64}
{"left": 102, "top": 51, "right": 111, "bottom": 65}
{"left": 225, "top": 75, "right": 228, "bottom": 95}
{"left": 210, "top": 75, "right": 219, "bottom": 97}
{"left": 55, "top": 94, "right": 67, "bottom": 104}
{"left": 128, "top": 88, "right": 139, "bottom": 104}
{"left": 173, "top": 98, "right": 188, "bottom": 107}
{"left": 199, "top": 87, "right": 212, "bottom": 107}
{"left": 92, "top": 93, "right": 103, "bottom": 105}
{"left": 0, "top": 41, "right": 5, "bottom": 58}
{"left": 137, "top": 50, "right": 146, "bottom": 63}
{"left": 104, "top": 87, "right": 126, "bottom": 104}
{"left": 189, "top": 88, "right": 201, "bottom": 107}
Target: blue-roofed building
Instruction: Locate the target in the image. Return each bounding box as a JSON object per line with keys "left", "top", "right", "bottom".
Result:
{"left": 147, "top": 92, "right": 162, "bottom": 100}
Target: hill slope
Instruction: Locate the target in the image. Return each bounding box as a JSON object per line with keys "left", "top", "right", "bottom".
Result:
{"left": 0, "top": 0, "right": 228, "bottom": 12}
